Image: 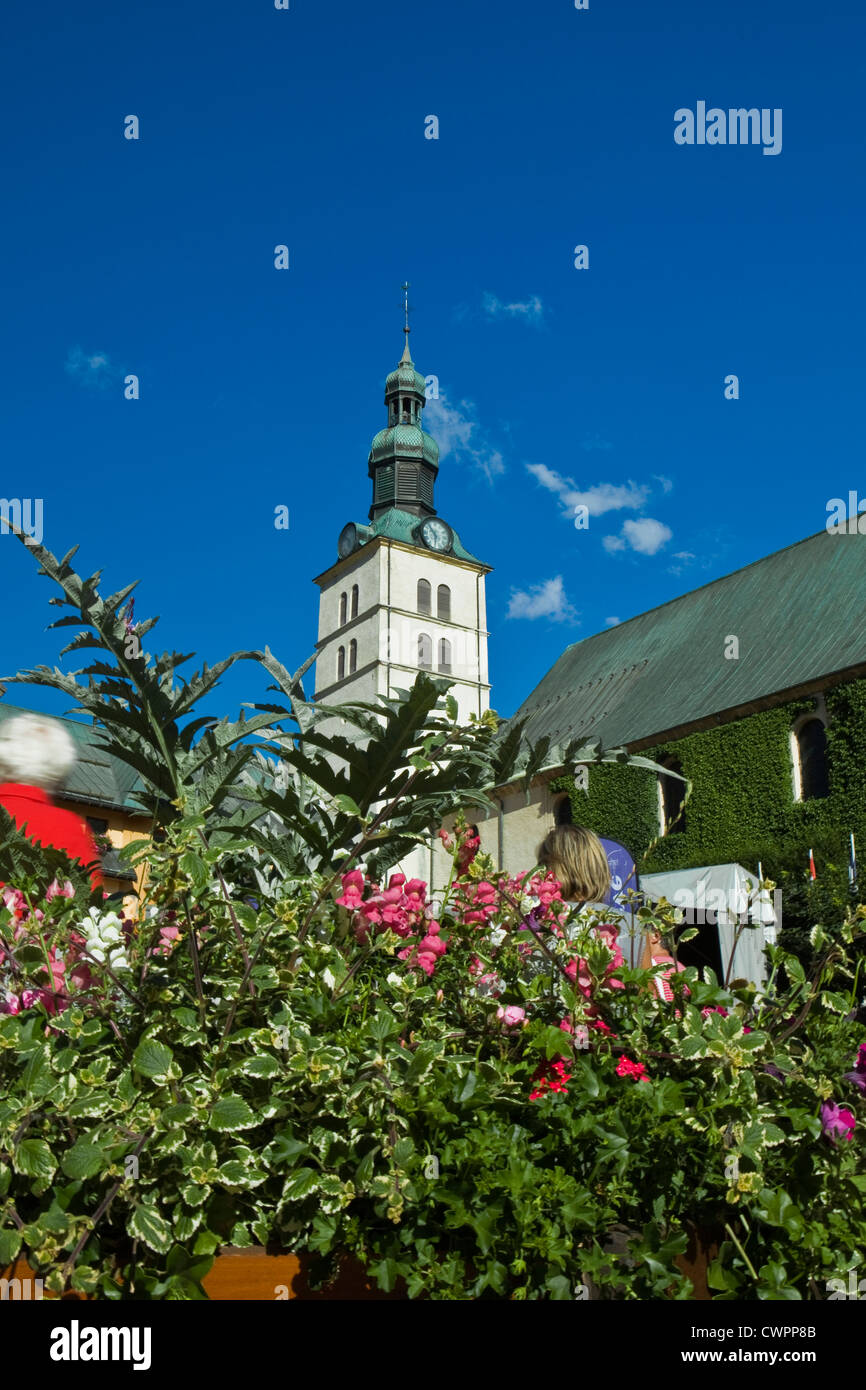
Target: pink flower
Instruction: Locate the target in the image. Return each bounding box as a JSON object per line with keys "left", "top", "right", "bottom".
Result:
{"left": 496, "top": 1004, "right": 526, "bottom": 1028}
{"left": 843, "top": 1044, "right": 866, "bottom": 1095}
{"left": 152, "top": 924, "right": 181, "bottom": 958}
{"left": 335, "top": 869, "right": 365, "bottom": 910}
{"left": 2, "top": 887, "right": 28, "bottom": 920}
{"left": 404, "top": 879, "right": 428, "bottom": 912}
{"left": 418, "top": 931, "right": 446, "bottom": 958}
{"left": 46, "top": 878, "right": 75, "bottom": 901}
{"left": 21, "top": 987, "right": 63, "bottom": 1017}
{"left": 616, "top": 1055, "right": 650, "bottom": 1083}
{"left": 820, "top": 1101, "right": 856, "bottom": 1144}
{"left": 44, "top": 949, "right": 66, "bottom": 992}
{"left": 0, "top": 994, "right": 21, "bottom": 1015}
{"left": 438, "top": 828, "right": 454, "bottom": 851}
{"left": 456, "top": 829, "right": 480, "bottom": 876}
{"left": 589, "top": 1018, "right": 616, "bottom": 1037}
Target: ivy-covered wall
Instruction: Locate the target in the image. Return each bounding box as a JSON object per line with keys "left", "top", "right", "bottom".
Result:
{"left": 550, "top": 677, "right": 866, "bottom": 880}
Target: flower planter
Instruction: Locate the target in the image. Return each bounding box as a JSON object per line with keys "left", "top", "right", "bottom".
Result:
{"left": 0, "top": 1249, "right": 401, "bottom": 1301}
{"left": 3, "top": 1231, "right": 714, "bottom": 1300}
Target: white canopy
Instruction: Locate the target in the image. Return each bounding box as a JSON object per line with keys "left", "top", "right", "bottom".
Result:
{"left": 639, "top": 862, "right": 776, "bottom": 987}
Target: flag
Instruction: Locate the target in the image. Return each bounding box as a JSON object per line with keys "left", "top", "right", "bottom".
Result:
{"left": 809, "top": 848, "right": 817, "bottom": 881}
{"left": 850, "top": 833, "right": 857, "bottom": 888}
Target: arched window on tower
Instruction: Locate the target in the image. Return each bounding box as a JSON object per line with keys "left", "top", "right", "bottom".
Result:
{"left": 437, "top": 584, "right": 451, "bottom": 621}
{"left": 438, "top": 638, "right": 452, "bottom": 674}
{"left": 793, "top": 717, "right": 829, "bottom": 800}
{"left": 349, "top": 639, "right": 357, "bottom": 674}
{"left": 339, "top": 592, "right": 347, "bottom": 627}
{"left": 657, "top": 757, "right": 687, "bottom": 835}
{"left": 337, "top": 646, "right": 346, "bottom": 682}
{"left": 418, "top": 634, "right": 433, "bottom": 670}
{"left": 417, "top": 579, "right": 431, "bottom": 615}
{"left": 351, "top": 584, "right": 359, "bottom": 619}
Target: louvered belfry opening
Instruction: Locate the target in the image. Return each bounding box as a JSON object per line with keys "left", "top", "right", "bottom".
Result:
{"left": 368, "top": 337, "right": 440, "bottom": 521}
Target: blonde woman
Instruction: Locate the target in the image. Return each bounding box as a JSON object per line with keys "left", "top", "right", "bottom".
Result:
{"left": 536, "top": 824, "right": 638, "bottom": 965}
{"left": 536, "top": 825, "right": 611, "bottom": 909}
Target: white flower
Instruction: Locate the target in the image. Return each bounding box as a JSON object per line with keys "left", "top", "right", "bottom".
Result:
{"left": 81, "top": 908, "right": 129, "bottom": 972}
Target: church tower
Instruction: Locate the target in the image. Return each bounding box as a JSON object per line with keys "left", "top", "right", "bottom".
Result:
{"left": 313, "top": 315, "right": 491, "bottom": 722}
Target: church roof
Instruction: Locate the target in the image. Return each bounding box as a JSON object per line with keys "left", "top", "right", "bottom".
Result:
{"left": 362, "top": 507, "right": 485, "bottom": 566}
{"left": 511, "top": 528, "right": 866, "bottom": 760}
{"left": 0, "top": 703, "right": 149, "bottom": 813}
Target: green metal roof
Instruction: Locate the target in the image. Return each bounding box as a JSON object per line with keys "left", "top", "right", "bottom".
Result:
{"left": 360, "top": 507, "right": 485, "bottom": 566}
{"left": 511, "top": 528, "right": 866, "bottom": 759}
{"left": 385, "top": 361, "right": 427, "bottom": 398}
{"left": 0, "top": 703, "right": 149, "bottom": 813}
{"left": 369, "top": 423, "right": 440, "bottom": 468}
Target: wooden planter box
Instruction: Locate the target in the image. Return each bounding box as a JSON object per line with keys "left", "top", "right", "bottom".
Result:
{"left": 2, "top": 1228, "right": 715, "bottom": 1300}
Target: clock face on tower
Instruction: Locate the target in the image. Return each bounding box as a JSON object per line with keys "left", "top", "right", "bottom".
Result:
{"left": 338, "top": 523, "right": 357, "bottom": 559}
{"left": 419, "top": 517, "right": 453, "bottom": 554}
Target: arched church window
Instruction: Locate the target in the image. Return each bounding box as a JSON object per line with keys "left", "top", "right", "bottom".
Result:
{"left": 351, "top": 584, "right": 359, "bottom": 619}
{"left": 339, "top": 592, "right": 347, "bottom": 627}
{"left": 417, "top": 579, "right": 431, "bottom": 615}
{"left": 418, "top": 634, "right": 432, "bottom": 670}
{"left": 349, "top": 639, "right": 357, "bottom": 674}
{"left": 794, "top": 718, "right": 829, "bottom": 800}
{"left": 437, "top": 638, "right": 452, "bottom": 674}
{"left": 437, "top": 584, "right": 451, "bottom": 621}
{"left": 658, "top": 757, "right": 687, "bottom": 834}
{"left": 337, "top": 646, "right": 346, "bottom": 682}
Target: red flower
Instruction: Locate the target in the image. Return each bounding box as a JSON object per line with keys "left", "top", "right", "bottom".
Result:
{"left": 529, "top": 1055, "right": 573, "bottom": 1100}
{"left": 616, "top": 1055, "right": 649, "bottom": 1083}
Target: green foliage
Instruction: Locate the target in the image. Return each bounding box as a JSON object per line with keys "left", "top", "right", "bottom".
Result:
{"left": 1, "top": 531, "right": 864, "bottom": 1302}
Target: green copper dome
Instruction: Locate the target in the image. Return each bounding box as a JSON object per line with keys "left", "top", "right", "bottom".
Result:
{"left": 369, "top": 423, "right": 440, "bottom": 468}
{"left": 385, "top": 360, "right": 427, "bottom": 397}
{"left": 384, "top": 337, "right": 427, "bottom": 399}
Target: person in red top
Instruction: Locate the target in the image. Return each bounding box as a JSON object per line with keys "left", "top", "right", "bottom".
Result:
{"left": 0, "top": 713, "right": 102, "bottom": 888}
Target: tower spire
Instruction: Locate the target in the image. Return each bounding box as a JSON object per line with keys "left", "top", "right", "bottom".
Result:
{"left": 400, "top": 281, "right": 412, "bottom": 362}
{"left": 367, "top": 311, "right": 439, "bottom": 521}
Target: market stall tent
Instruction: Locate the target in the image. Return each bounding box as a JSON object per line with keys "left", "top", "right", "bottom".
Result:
{"left": 639, "top": 863, "right": 777, "bottom": 988}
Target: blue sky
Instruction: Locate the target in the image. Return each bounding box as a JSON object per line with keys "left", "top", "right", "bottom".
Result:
{"left": 2, "top": 0, "right": 864, "bottom": 728}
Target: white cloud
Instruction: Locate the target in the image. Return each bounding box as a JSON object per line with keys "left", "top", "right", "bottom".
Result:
{"left": 605, "top": 616, "right": 621, "bottom": 627}
{"left": 424, "top": 392, "right": 504, "bottom": 483}
{"left": 65, "top": 346, "right": 116, "bottom": 389}
{"left": 506, "top": 575, "right": 578, "bottom": 624}
{"left": 668, "top": 549, "right": 696, "bottom": 576}
{"left": 604, "top": 517, "right": 672, "bottom": 557}
{"left": 653, "top": 474, "right": 674, "bottom": 493}
{"left": 526, "top": 463, "right": 649, "bottom": 518}
{"left": 482, "top": 292, "right": 545, "bottom": 324}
